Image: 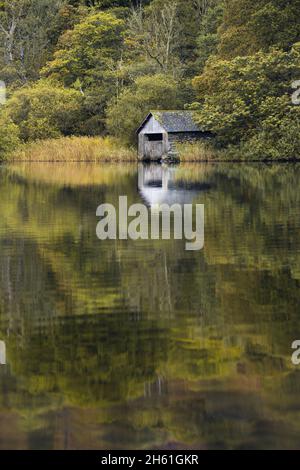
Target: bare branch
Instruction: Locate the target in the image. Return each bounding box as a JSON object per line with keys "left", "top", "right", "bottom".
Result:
{"left": 128, "top": 1, "right": 181, "bottom": 74}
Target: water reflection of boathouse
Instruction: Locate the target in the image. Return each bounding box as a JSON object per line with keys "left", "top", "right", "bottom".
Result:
{"left": 138, "top": 164, "right": 211, "bottom": 207}
{"left": 0, "top": 341, "right": 6, "bottom": 365}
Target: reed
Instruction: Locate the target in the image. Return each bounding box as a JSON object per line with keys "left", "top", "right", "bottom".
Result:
{"left": 177, "top": 141, "right": 224, "bottom": 162}
{"left": 12, "top": 136, "right": 137, "bottom": 162}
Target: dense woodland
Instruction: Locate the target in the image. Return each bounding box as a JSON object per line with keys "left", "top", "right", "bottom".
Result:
{"left": 0, "top": 0, "right": 300, "bottom": 159}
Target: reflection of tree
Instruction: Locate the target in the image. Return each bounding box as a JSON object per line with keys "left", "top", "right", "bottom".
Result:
{"left": 0, "top": 163, "right": 300, "bottom": 449}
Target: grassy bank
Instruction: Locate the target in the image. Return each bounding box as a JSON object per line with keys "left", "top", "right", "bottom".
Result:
{"left": 177, "top": 142, "right": 223, "bottom": 162}
{"left": 177, "top": 141, "right": 300, "bottom": 162}
{"left": 8, "top": 136, "right": 223, "bottom": 163}
{"left": 11, "top": 136, "right": 137, "bottom": 162}
{"left": 176, "top": 141, "right": 252, "bottom": 162}
{"left": 5, "top": 135, "right": 295, "bottom": 164}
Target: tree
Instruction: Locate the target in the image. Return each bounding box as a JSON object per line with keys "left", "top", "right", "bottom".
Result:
{"left": 125, "top": 0, "right": 222, "bottom": 81}
{"left": 177, "top": 0, "right": 222, "bottom": 72}
{"left": 196, "top": 0, "right": 224, "bottom": 70}
{"left": 241, "top": 96, "right": 300, "bottom": 160}
{"left": 218, "top": 0, "right": 300, "bottom": 59}
{"left": 42, "top": 11, "right": 126, "bottom": 134}
{"left": 42, "top": 11, "right": 125, "bottom": 88}
{"left": 192, "top": 45, "right": 300, "bottom": 150}
{"left": 0, "top": 0, "right": 27, "bottom": 65}
{"left": 5, "top": 80, "right": 83, "bottom": 141}
{"left": 0, "top": 0, "right": 67, "bottom": 84}
{"left": 106, "top": 74, "right": 184, "bottom": 143}
{"left": 127, "top": 1, "right": 181, "bottom": 76}
{"left": 0, "top": 113, "right": 20, "bottom": 158}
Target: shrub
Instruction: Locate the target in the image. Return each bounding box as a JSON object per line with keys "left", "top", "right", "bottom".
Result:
{"left": 5, "top": 80, "right": 83, "bottom": 141}
{"left": 240, "top": 96, "right": 300, "bottom": 160}
{"left": 0, "top": 114, "right": 20, "bottom": 160}
{"left": 192, "top": 45, "right": 300, "bottom": 149}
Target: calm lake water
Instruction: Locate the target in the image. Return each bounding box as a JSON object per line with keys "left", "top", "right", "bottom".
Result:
{"left": 0, "top": 162, "right": 300, "bottom": 450}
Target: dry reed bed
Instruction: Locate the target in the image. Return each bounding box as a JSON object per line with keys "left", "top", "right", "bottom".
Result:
{"left": 12, "top": 136, "right": 137, "bottom": 162}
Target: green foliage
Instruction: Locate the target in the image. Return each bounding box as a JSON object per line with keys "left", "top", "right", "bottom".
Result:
{"left": 241, "top": 96, "right": 300, "bottom": 160}
{"left": 5, "top": 80, "right": 83, "bottom": 141}
{"left": 192, "top": 46, "right": 300, "bottom": 155}
{"left": 0, "top": 0, "right": 68, "bottom": 85}
{"left": 0, "top": 113, "right": 20, "bottom": 158}
{"left": 42, "top": 11, "right": 125, "bottom": 134}
{"left": 218, "top": 0, "right": 300, "bottom": 58}
{"left": 42, "top": 11, "right": 125, "bottom": 87}
{"left": 0, "top": 0, "right": 299, "bottom": 157}
{"left": 125, "top": 1, "right": 222, "bottom": 78}
{"left": 196, "top": 0, "right": 224, "bottom": 71}
{"left": 106, "top": 74, "right": 184, "bottom": 143}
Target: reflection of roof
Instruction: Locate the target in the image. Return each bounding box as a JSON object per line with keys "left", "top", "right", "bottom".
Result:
{"left": 137, "top": 111, "right": 205, "bottom": 134}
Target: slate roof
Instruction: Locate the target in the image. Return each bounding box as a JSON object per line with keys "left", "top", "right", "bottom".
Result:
{"left": 137, "top": 111, "right": 205, "bottom": 134}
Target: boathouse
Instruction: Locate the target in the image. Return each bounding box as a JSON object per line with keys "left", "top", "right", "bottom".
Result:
{"left": 137, "top": 110, "right": 210, "bottom": 161}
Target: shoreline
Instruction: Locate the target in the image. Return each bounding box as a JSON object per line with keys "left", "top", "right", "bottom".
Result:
{"left": 3, "top": 159, "right": 300, "bottom": 165}
{"left": 2, "top": 136, "right": 299, "bottom": 164}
